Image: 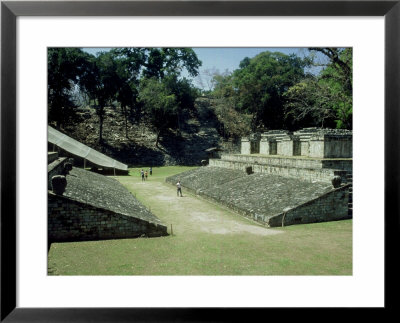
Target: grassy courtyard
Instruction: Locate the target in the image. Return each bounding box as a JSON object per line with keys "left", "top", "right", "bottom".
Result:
{"left": 48, "top": 166, "right": 352, "bottom": 276}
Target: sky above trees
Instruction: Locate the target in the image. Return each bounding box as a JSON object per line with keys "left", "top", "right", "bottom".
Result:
{"left": 82, "top": 47, "right": 326, "bottom": 89}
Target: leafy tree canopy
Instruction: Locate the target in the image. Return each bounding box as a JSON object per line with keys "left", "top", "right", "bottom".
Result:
{"left": 48, "top": 47, "right": 202, "bottom": 145}
{"left": 48, "top": 48, "right": 92, "bottom": 128}
{"left": 212, "top": 51, "right": 311, "bottom": 131}
{"left": 284, "top": 48, "right": 352, "bottom": 129}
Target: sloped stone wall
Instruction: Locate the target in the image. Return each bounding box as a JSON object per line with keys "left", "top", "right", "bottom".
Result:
{"left": 49, "top": 193, "right": 167, "bottom": 242}
{"left": 268, "top": 185, "right": 350, "bottom": 227}
{"left": 48, "top": 159, "right": 168, "bottom": 242}
{"left": 209, "top": 157, "right": 350, "bottom": 183}
{"left": 166, "top": 167, "right": 349, "bottom": 227}
{"left": 219, "top": 154, "right": 352, "bottom": 170}
{"left": 165, "top": 166, "right": 246, "bottom": 192}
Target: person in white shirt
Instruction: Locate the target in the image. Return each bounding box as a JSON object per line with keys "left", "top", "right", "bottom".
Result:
{"left": 176, "top": 180, "right": 183, "bottom": 197}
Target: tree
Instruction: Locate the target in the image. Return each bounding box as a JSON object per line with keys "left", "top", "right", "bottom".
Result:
{"left": 283, "top": 77, "right": 338, "bottom": 128}
{"left": 163, "top": 74, "right": 199, "bottom": 134}
{"left": 137, "top": 48, "right": 201, "bottom": 145}
{"left": 212, "top": 97, "right": 252, "bottom": 138}
{"left": 110, "top": 47, "right": 202, "bottom": 137}
{"left": 195, "top": 67, "right": 221, "bottom": 93}
{"left": 49, "top": 47, "right": 202, "bottom": 144}
{"left": 138, "top": 77, "right": 178, "bottom": 147}
{"left": 142, "top": 48, "right": 202, "bottom": 79}
{"left": 210, "top": 70, "right": 252, "bottom": 138}
{"left": 309, "top": 47, "right": 352, "bottom": 94}
{"left": 284, "top": 48, "right": 352, "bottom": 129}
{"left": 81, "top": 52, "right": 121, "bottom": 144}
{"left": 225, "top": 51, "right": 310, "bottom": 131}
{"left": 211, "top": 70, "right": 235, "bottom": 99}
{"left": 48, "top": 48, "right": 90, "bottom": 128}
{"left": 317, "top": 48, "right": 352, "bottom": 129}
{"left": 111, "top": 49, "right": 143, "bottom": 137}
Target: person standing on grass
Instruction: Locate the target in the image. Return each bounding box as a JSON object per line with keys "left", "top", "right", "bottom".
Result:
{"left": 149, "top": 167, "right": 152, "bottom": 176}
{"left": 140, "top": 169, "right": 145, "bottom": 182}
{"left": 145, "top": 170, "right": 148, "bottom": 180}
{"left": 176, "top": 180, "right": 183, "bottom": 197}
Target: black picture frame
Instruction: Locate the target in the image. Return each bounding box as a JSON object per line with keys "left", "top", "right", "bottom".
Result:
{"left": 1, "top": 1, "right": 398, "bottom": 321}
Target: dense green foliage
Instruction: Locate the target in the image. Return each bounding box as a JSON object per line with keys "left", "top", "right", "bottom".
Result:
{"left": 48, "top": 47, "right": 352, "bottom": 144}
{"left": 48, "top": 48, "right": 91, "bottom": 127}
{"left": 209, "top": 48, "right": 352, "bottom": 136}
{"left": 284, "top": 48, "right": 352, "bottom": 129}
{"left": 211, "top": 51, "right": 311, "bottom": 132}
{"left": 48, "top": 47, "right": 201, "bottom": 144}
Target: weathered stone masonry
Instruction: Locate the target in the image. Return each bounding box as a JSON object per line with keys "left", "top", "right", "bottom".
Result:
{"left": 166, "top": 167, "right": 351, "bottom": 227}
{"left": 209, "top": 154, "right": 351, "bottom": 184}
{"left": 249, "top": 128, "right": 352, "bottom": 159}
{"left": 48, "top": 156, "right": 168, "bottom": 242}
{"left": 49, "top": 192, "right": 167, "bottom": 242}
{"left": 267, "top": 184, "right": 350, "bottom": 227}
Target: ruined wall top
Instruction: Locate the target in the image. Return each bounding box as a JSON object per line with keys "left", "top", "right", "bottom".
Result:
{"left": 244, "top": 128, "right": 352, "bottom": 142}
{"left": 261, "top": 130, "right": 289, "bottom": 141}
{"left": 241, "top": 128, "right": 352, "bottom": 158}
{"left": 309, "top": 128, "right": 352, "bottom": 141}
{"left": 294, "top": 128, "right": 352, "bottom": 141}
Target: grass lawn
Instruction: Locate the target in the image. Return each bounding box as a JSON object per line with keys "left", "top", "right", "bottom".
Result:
{"left": 48, "top": 166, "right": 352, "bottom": 276}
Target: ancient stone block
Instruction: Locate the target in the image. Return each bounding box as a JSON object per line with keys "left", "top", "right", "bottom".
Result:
{"left": 245, "top": 166, "right": 253, "bottom": 175}
{"left": 331, "top": 176, "right": 342, "bottom": 188}
{"left": 51, "top": 175, "right": 67, "bottom": 195}
{"left": 241, "top": 138, "right": 251, "bottom": 155}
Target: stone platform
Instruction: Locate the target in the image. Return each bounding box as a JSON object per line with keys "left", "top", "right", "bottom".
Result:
{"left": 209, "top": 154, "right": 352, "bottom": 183}
{"left": 166, "top": 166, "right": 351, "bottom": 227}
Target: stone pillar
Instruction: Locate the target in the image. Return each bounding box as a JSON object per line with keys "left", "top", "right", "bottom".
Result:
{"left": 300, "top": 140, "right": 310, "bottom": 156}
{"left": 323, "top": 135, "right": 352, "bottom": 158}
{"left": 308, "top": 130, "right": 352, "bottom": 158}
{"left": 294, "top": 128, "right": 321, "bottom": 157}
{"left": 260, "top": 136, "right": 277, "bottom": 155}
{"left": 277, "top": 135, "right": 300, "bottom": 156}
{"left": 260, "top": 137, "right": 269, "bottom": 155}
{"left": 241, "top": 137, "right": 251, "bottom": 155}
{"left": 309, "top": 137, "right": 325, "bottom": 158}
{"left": 51, "top": 175, "right": 67, "bottom": 195}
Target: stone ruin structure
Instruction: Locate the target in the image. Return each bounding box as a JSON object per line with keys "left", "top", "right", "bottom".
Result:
{"left": 167, "top": 128, "right": 352, "bottom": 227}
{"left": 241, "top": 128, "right": 352, "bottom": 158}
{"left": 48, "top": 152, "right": 167, "bottom": 243}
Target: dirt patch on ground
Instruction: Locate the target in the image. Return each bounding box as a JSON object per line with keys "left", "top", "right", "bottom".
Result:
{"left": 123, "top": 179, "right": 282, "bottom": 237}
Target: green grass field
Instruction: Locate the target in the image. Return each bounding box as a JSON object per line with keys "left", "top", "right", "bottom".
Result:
{"left": 48, "top": 166, "right": 352, "bottom": 275}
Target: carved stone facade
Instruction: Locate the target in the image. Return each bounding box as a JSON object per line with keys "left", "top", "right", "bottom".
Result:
{"left": 242, "top": 128, "right": 352, "bottom": 159}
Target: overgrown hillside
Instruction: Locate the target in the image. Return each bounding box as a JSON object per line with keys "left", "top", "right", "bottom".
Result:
{"left": 58, "top": 98, "right": 241, "bottom": 167}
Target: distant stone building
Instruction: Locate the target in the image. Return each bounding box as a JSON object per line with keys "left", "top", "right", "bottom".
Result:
{"left": 243, "top": 128, "right": 352, "bottom": 159}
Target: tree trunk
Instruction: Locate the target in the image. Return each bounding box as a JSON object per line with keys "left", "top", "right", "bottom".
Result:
{"left": 177, "top": 112, "right": 181, "bottom": 136}
{"left": 123, "top": 105, "right": 129, "bottom": 138}
{"left": 99, "top": 107, "right": 104, "bottom": 145}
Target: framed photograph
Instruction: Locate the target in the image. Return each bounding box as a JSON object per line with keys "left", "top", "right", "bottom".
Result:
{"left": 1, "top": 0, "right": 398, "bottom": 321}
